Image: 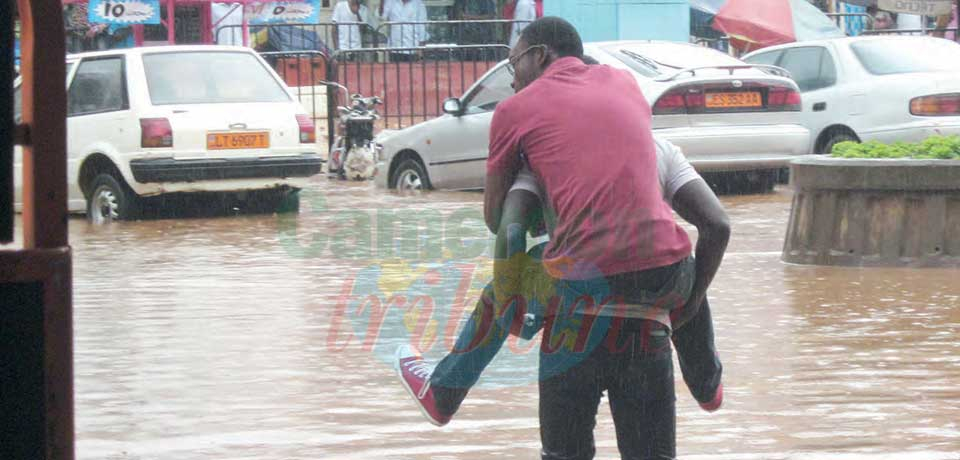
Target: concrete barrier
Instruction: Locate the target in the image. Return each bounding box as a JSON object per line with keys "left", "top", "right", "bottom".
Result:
{"left": 783, "top": 156, "right": 960, "bottom": 267}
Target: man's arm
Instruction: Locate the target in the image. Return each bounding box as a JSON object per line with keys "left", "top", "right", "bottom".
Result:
{"left": 669, "top": 178, "right": 730, "bottom": 330}
{"left": 416, "top": 0, "right": 430, "bottom": 44}
{"left": 484, "top": 169, "right": 517, "bottom": 234}
{"left": 484, "top": 104, "right": 523, "bottom": 233}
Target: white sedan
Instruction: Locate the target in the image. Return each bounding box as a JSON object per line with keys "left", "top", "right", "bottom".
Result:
{"left": 744, "top": 36, "right": 960, "bottom": 154}
{"left": 374, "top": 40, "right": 811, "bottom": 192}
{"left": 13, "top": 46, "right": 323, "bottom": 222}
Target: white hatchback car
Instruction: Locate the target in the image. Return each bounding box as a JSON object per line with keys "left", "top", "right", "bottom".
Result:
{"left": 13, "top": 46, "right": 323, "bottom": 222}
{"left": 374, "top": 40, "right": 811, "bottom": 192}
{"left": 744, "top": 36, "right": 960, "bottom": 154}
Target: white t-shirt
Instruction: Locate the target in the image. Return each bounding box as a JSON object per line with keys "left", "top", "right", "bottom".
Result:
{"left": 508, "top": 136, "right": 700, "bottom": 327}
{"left": 212, "top": 3, "right": 245, "bottom": 46}
{"left": 332, "top": 1, "right": 369, "bottom": 50}
{"left": 897, "top": 14, "right": 923, "bottom": 30}
{"left": 509, "top": 0, "right": 537, "bottom": 47}
{"left": 509, "top": 135, "right": 701, "bottom": 207}
{"left": 383, "top": 0, "right": 430, "bottom": 50}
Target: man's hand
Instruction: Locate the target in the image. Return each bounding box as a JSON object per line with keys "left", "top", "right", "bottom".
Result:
{"left": 85, "top": 24, "right": 106, "bottom": 39}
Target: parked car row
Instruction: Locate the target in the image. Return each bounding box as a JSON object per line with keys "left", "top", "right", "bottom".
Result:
{"left": 13, "top": 46, "right": 323, "bottom": 222}
{"left": 743, "top": 35, "right": 960, "bottom": 155}
{"left": 374, "top": 35, "right": 960, "bottom": 193}
{"left": 14, "top": 35, "right": 960, "bottom": 220}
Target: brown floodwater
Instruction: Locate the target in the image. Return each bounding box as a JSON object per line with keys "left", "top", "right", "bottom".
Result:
{"left": 8, "top": 178, "right": 959, "bottom": 459}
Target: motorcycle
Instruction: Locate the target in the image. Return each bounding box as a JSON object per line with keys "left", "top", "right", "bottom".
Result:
{"left": 325, "top": 82, "right": 382, "bottom": 181}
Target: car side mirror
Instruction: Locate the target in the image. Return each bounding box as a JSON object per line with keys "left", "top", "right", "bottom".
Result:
{"left": 443, "top": 97, "right": 463, "bottom": 116}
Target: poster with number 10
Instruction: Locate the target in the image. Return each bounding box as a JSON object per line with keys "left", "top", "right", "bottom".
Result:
{"left": 88, "top": 0, "right": 162, "bottom": 25}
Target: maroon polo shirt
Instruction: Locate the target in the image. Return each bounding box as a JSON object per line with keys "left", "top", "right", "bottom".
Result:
{"left": 488, "top": 57, "right": 691, "bottom": 280}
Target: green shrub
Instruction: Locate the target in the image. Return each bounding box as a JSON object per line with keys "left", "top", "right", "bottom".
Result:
{"left": 830, "top": 135, "right": 960, "bottom": 160}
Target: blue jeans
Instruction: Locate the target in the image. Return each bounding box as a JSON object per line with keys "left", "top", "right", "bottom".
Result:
{"left": 430, "top": 245, "right": 722, "bottom": 421}
{"left": 539, "top": 319, "right": 675, "bottom": 460}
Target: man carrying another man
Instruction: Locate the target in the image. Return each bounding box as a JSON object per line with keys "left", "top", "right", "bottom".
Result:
{"left": 396, "top": 17, "right": 730, "bottom": 460}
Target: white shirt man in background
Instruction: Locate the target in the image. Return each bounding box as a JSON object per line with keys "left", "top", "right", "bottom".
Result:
{"left": 897, "top": 13, "right": 923, "bottom": 31}
{"left": 212, "top": 3, "right": 246, "bottom": 46}
{"left": 509, "top": 0, "right": 536, "bottom": 47}
{"left": 382, "top": 0, "right": 429, "bottom": 58}
{"left": 332, "top": 0, "right": 369, "bottom": 50}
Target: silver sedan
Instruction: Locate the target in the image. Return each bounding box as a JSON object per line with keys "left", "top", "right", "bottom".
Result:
{"left": 374, "top": 40, "right": 811, "bottom": 192}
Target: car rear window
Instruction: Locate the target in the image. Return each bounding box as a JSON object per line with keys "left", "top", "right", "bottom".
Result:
{"left": 850, "top": 39, "right": 960, "bottom": 75}
{"left": 143, "top": 51, "right": 291, "bottom": 105}
{"left": 605, "top": 43, "right": 744, "bottom": 76}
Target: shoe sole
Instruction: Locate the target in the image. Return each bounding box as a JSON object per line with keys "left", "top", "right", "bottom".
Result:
{"left": 395, "top": 359, "right": 446, "bottom": 427}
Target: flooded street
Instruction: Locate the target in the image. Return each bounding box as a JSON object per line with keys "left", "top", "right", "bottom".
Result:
{"left": 42, "top": 178, "right": 960, "bottom": 459}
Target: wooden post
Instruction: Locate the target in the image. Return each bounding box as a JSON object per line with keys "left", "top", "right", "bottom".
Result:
{"left": 1, "top": 0, "right": 13, "bottom": 242}
{"left": 167, "top": 0, "right": 175, "bottom": 43}
{"left": 18, "top": 0, "right": 67, "bottom": 250}
{"left": 3, "top": 1, "right": 74, "bottom": 460}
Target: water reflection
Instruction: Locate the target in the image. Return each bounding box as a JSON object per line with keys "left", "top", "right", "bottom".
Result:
{"left": 30, "top": 178, "right": 959, "bottom": 459}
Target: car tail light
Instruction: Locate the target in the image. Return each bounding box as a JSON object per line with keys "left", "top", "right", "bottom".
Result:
{"left": 140, "top": 118, "right": 173, "bottom": 148}
{"left": 296, "top": 114, "right": 316, "bottom": 143}
{"left": 767, "top": 86, "right": 802, "bottom": 111}
{"left": 910, "top": 93, "right": 960, "bottom": 116}
{"left": 652, "top": 88, "right": 705, "bottom": 115}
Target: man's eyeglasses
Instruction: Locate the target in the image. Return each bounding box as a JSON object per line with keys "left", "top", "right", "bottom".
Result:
{"left": 506, "top": 44, "right": 547, "bottom": 76}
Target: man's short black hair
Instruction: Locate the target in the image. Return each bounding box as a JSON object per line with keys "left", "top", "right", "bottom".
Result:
{"left": 519, "top": 17, "right": 583, "bottom": 59}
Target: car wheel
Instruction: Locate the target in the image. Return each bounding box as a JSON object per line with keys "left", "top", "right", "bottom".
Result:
{"left": 391, "top": 158, "right": 431, "bottom": 193}
{"left": 819, "top": 131, "right": 858, "bottom": 155}
{"left": 86, "top": 173, "right": 140, "bottom": 223}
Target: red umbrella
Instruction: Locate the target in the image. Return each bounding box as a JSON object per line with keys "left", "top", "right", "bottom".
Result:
{"left": 712, "top": 0, "right": 844, "bottom": 53}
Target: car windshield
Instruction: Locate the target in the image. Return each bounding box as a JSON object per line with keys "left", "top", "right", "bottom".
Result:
{"left": 143, "top": 52, "right": 291, "bottom": 105}
{"left": 464, "top": 64, "right": 513, "bottom": 112}
{"left": 850, "top": 39, "right": 960, "bottom": 75}
{"left": 605, "top": 43, "right": 744, "bottom": 77}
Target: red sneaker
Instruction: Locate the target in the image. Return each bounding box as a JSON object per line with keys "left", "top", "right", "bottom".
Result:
{"left": 395, "top": 344, "right": 451, "bottom": 427}
{"left": 699, "top": 383, "right": 723, "bottom": 413}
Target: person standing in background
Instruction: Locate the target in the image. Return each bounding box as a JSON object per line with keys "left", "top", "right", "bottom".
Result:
{"left": 865, "top": 6, "right": 896, "bottom": 31}
{"left": 949, "top": 3, "right": 958, "bottom": 41}
{"left": 212, "top": 2, "right": 247, "bottom": 45}
{"left": 508, "top": 0, "right": 536, "bottom": 47}
{"left": 932, "top": 4, "right": 957, "bottom": 40}
{"left": 897, "top": 12, "right": 923, "bottom": 32}
{"left": 455, "top": 0, "right": 496, "bottom": 59}
{"left": 107, "top": 25, "right": 134, "bottom": 48}
{"left": 332, "top": 0, "right": 369, "bottom": 50}
{"left": 382, "top": 0, "right": 429, "bottom": 60}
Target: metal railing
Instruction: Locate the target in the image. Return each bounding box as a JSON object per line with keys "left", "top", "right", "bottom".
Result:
{"left": 861, "top": 27, "right": 959, "bottom": 39}
{"left": 222, "top": 19, "right": 532, "bottom": 52}
{"left": 216, "top": 22, "right": 378, "bottom": 51}
{"left": 374, "top": 19, "right": 531, "bottom": 48}
{"left": 692, "top": 36, "right": 731, "bottom": 53}
{"left": 329, "top": 45, "right": 508, "bottom": 130}
{"left": 260, "top": 44, "right": 509, "bottom": 150}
